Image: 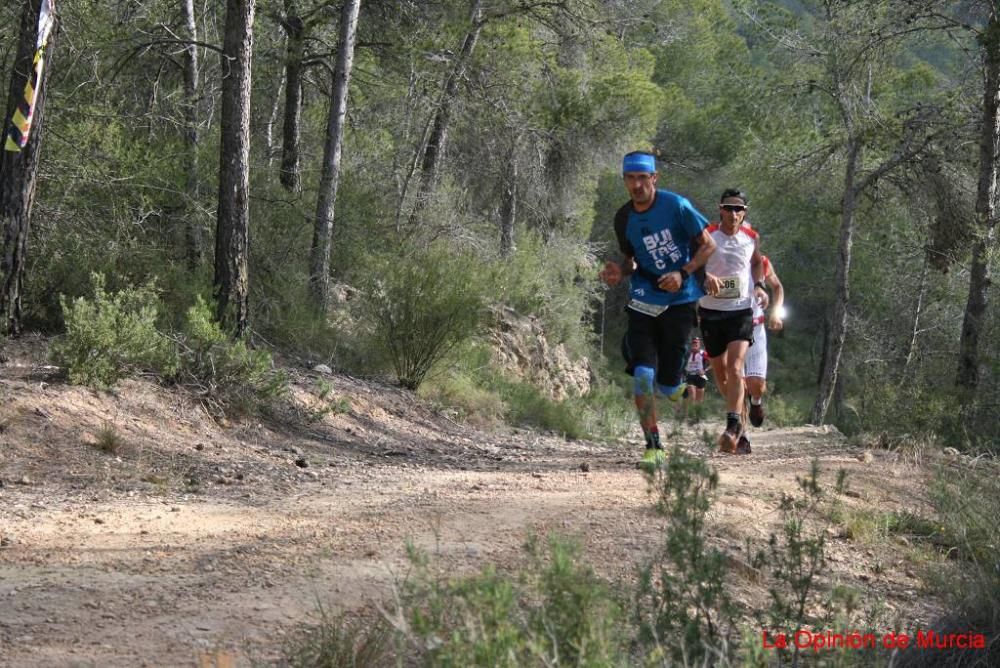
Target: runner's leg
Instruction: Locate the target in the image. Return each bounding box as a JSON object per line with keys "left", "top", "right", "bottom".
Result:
{"left": 744, "top": 324, "right": 768, "bottom": 427}
{"left": 653, "top": 303, "right": 696, "bottom": 399}
{"left": 625, "top": 311, "right": 661, "bottom": 451}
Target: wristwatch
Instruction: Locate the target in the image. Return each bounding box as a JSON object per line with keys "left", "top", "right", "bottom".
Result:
{"left": 754, "top": 280, "right": 766, "bottom": 290}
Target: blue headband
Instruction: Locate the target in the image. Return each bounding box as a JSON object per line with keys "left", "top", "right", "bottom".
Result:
{"left": 622, "top": 153, "right": 656, "bottom": 174}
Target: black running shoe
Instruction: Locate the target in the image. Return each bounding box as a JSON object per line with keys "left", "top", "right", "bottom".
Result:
{"left": 735, "top": 434, "right": 752, "bottom": 455}
{"left": 749, "top": 400, "right": 765, "bottom": 428}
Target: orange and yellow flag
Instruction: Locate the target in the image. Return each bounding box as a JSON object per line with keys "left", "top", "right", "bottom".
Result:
{"left": 5, "top": 0, "right": 55, "bottom": 153}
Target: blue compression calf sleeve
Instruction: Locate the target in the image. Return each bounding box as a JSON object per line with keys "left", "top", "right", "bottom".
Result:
{"left": 657, "top": 382, "right": 683, "bottom": 398}
{"left": 634, "top": 366, "right": 656, "bottom": 396}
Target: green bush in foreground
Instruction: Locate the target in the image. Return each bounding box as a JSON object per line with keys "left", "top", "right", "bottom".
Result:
{"left": 280, "top": 455, "right": 961, "bottom": 667}
{"left": 280, "top": 607, "right": 395, "bottom": 668}
{"left": 635, "top": 446, "right": 734, "bottom": 664}
{"left": 402, "top": 534, "right": 627, "bottom": 667}
{"left": 930, "top": 463, "right": 1000, "bottom": 609}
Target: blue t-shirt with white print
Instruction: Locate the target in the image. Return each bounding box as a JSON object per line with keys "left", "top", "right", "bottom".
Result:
{"left": 613, "top": 189, "right": 708, "bottom": 308}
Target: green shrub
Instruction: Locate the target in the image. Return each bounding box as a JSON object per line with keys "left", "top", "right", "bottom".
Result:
{"left": 747, "top": 462, "right": 885, "bottom": 667}
{"left": 174, "top": 297, "right": 287, "bottom": 414}
{"left": 496, "top": 231, "right": 601, "bottom": 358}
{"left": 50, "top": 273, "right": 178, "bottom": 389}
{"left": 895, "top": 465, "right": 1000, "bottom": 667}
{"left": 252, "top": 268, "right": 363, "bottom": 371}
{"left": 418, "top": 370, "right": 508, "bottom": 427}
{"left": 839, "top": 508, "right": 942, "bottom": 546}
{"left": 931, "top": 465, "right": 1000, "bottom": 578}
{"left": 765, "top": 391, "right": 811, "bottom": 428}
{"left": 419, "top": 342, "right": 632, "bottom": 441}
{"left": 354, "top": 244, "right": 494, "bottom": 390}
{"left": 573, "top": 377, "right": 635, "bottom": 441}
{"left": 500, "top": 380, "right": 588, "bottom": 440}
{"left": 93, "top": 420, "right": 126, "bottom": 454}
{"left": 634, "top": 446, "right": 735, "bottom": 664}
{"left": 280, "top": 606, "right": 394, "bottom": 668}
{"left": 755, "top": 462, "right": 830, "bottom": 641}
{"left": 402, "top": 534, "right": 627, "bottom": 667}
{"left": 303, "top": 379, "right": 353, "bottom": 423}
{"left": 844, "top": 378, "right": 989, "bottom": 449}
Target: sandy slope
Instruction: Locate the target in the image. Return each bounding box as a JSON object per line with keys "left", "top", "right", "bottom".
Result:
{"left": 0, "top": 336, "right": 961, "bottom": 666}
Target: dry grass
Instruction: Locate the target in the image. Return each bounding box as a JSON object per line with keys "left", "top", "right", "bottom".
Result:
{"left": 93, "top": 420, "right": 126, "bottom": 455}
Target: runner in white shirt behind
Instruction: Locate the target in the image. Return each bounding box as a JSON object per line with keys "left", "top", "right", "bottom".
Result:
{"left": 743, "top": 252, "right": 785, "bottom": 432}
{"left": 682, "top": 337, "right": 710, "bottom": 419}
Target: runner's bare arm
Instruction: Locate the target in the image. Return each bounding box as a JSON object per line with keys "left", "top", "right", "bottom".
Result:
{"left": 750, "top": 242, "right": 765, "bottom": 284}
{"left": 750, "top": 240, "right": 769, "bottom": 310}
{"left": 687, "top": 228, "right": 715, "bottom": 274}
{"left": 766, "top": 264, "right": 785, "bottom": 331}
{"left": 659, "top": 229, "right": 716, "bottom": 292}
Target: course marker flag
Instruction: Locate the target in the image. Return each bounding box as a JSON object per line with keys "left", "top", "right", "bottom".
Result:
{"left": 5, "top": 0, "right": 55, "bottom": 152}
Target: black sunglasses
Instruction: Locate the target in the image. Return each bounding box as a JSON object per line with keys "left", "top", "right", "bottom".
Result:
{"left": 721, "top": 204, "right": 746, "bottom": 212}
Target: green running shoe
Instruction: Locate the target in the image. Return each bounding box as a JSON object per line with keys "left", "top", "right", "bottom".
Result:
{"left": 666, "top": 383, "right": 687, "bottom": 403}
{"left": 636, "top": 447, "right": 666, "bottom": 473}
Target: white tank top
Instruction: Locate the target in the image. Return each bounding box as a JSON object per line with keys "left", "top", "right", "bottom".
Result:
{"left": 686, "top": 350, "right": 706, "bottom": 374}
{"left": 699, "top": 223, "right": 758, "bottom": 312}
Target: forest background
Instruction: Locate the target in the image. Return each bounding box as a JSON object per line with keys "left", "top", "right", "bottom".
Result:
{"left": 1, "top": 0, "right": 999, "bottom": 450}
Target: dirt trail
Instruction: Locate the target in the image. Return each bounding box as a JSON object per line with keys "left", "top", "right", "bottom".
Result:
{"left": 0, "top": 338, "right": 954, "bottom": 667}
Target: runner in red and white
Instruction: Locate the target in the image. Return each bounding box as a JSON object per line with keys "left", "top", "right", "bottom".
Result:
{"left": 743, "top": 253, "right": 784, "bottom": 431}
{"left": 699, "top": 189, "right": 768, "bottom": 454}
{"left": 682, "top": 337, "right": 710, "bottom": 418}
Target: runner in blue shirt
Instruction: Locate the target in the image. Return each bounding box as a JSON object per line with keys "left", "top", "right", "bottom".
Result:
{"left": 600, "top": 151, "right": 717, "bottom": 471}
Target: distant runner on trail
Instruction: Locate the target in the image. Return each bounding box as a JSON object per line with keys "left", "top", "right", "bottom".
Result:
{"left": 682, "top": 337, "right": 710, "bottom": 419}
{"left": 744, "top": 253, "right": 784, "bottom": 431}
{"left": 599, "top": 151, "right": 716, "bottom": 472}
{"left": 698, "top": 189, "right": 767, "bottom": 455}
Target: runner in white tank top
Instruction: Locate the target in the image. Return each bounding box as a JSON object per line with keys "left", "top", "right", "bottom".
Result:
{"left": 698, "top": 189, "right": 768, "bottom": 454}
{"left": 744, "top": 252, "right": 784, "bottom": 427}
{"left": 744, "top": 255, "right": 772, "bottom": 381}
{"left": 699, "top": 223, "right": 758, "bottom": 312}
{"left": 682, "top": 337, "right": 710, "bottom": 418}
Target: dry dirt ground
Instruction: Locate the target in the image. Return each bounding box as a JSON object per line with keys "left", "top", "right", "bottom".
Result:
{"left": 0, "top": 336, "right": 973, "bottom": 667}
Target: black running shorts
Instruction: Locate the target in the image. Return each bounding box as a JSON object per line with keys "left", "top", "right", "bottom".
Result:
{"left": 685, "top": 373, "right": 707, "bottom": 389}
{"left": 621, "top": 302, "right": 697, "bottom": 387}
{"left": 698, "top": 307, "right": 754, "bottom": 358}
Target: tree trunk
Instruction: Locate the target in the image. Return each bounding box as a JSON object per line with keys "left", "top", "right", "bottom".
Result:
{"left": 278, "top": 4, "right": 304, "bottom": 193}
{"left": 407, "top": 0, "right": 483, "bottom": 226}
{"left": 214, "top": 0, "right": 255, "bottom": 338}
{"left": 0, "top": 0, "right": 56, "bottom": 336}
{"left": 499, "top": 145, "right": 517, "bottom": 257}
{"left": 956, "top": 15, "right": 1000, "bottom": 390}
{"left": 394, "top": 63, "right": 431, "bottom": 231}
{"left": 541, "top": 142, "right": 569, "bottom": 235}
{"left": 265, "top": 69, "right": 284, "bottom": 167}
{"left": 901, "top": 256, "right": 928, "bottom": 382}
{"left": 307, "top": 0, "right": 361, "bottom": 312}
{"left": 181, "top": 0, "right": 202, "bottom": 271}
{"left": 816, "top": 318, "right": 829, "bottom": 386}
{"left": 811, "top": 138, "right": 861, "bottom": 425}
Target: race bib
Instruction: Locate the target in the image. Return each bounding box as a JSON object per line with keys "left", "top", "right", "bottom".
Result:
{"left": 716, "top": 275, "right": 743, "bottom": 299}
{"left": 627, "top": 299, "right": 669, "bottom": 317}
